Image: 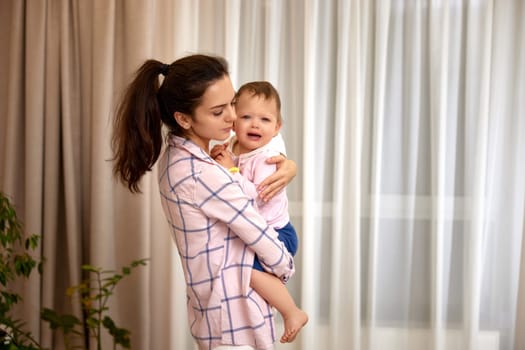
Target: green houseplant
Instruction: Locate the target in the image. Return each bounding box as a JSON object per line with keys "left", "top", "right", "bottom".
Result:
{"left": 0, "top": 192, "right": 147, "bottom": 350}
{"left": 41, "top": 259, "right": 148, "bottom": 350}
{"left": 0, "top": 192, "right": 42, "bottom": 349}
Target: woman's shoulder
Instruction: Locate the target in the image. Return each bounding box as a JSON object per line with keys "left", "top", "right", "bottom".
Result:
{"left": 160, "top": 155, "right": 235, "bottom": 203}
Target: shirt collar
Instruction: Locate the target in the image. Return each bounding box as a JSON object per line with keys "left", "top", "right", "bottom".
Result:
{"left": 168, "top": 134, "right": 215, "bottom": 164}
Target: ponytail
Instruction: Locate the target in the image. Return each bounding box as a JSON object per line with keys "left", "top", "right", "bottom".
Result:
{"left": 112, "top": 60, "right": 165, "bottom": 193}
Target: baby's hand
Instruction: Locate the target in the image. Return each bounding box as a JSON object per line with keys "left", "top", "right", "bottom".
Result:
{"left": 214, "top": 149, "right": 235, "bottom": 169}
{"left": 210, "top": 142, "right": 229, "bottom": 159}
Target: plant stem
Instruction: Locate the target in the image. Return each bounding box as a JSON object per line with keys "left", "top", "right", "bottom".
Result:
{"left": 96, "top": 271, "right": 102, "bottom": 350}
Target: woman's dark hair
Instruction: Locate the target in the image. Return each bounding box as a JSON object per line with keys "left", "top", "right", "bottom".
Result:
{"left": 112, "top": 54, "right": 229, "bottom": 192}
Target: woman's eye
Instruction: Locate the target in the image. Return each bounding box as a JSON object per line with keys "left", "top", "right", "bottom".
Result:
{"left": 213, "top": 110, "right": 223, "bottom": 116}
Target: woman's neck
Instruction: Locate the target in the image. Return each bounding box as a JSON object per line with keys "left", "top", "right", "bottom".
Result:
{"left": 187, "top": 134, "right": 210, "bottom": 154}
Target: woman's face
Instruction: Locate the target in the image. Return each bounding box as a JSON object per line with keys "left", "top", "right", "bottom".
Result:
{"left": 186, "top": 75, "right": 237, "bottom": 151}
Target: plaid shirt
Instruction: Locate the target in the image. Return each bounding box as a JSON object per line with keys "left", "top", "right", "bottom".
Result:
{"left": 158, "top": 135, "right": 295, "bottom": 350}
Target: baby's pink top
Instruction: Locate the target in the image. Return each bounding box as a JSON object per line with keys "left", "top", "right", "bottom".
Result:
{"left": 228, "top": 136, "right": 290, "bottom": 229}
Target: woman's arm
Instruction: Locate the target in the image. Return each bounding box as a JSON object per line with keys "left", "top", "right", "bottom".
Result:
{"left": 196, "top": 165, "right": 295, "bottom": 282}
{"left": 257, "top": 156, "right": 297, "bottom": 202}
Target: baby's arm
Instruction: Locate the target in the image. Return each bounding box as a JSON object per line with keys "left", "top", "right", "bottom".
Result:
{"left": 258, "top": 156, "right": 296, "bottom": 202}
{"left": 257, "top": 134, "right": 296, "bottom": 202}
{"left": 196, "top": 166, "right": 295, "bottom": 281}
{"left": 232, "top": 152, "right": 279, "bottom": 207}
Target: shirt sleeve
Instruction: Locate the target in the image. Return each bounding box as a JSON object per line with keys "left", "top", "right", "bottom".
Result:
{"left": 231, "top": 172, "right": 259, "bottom": 202}
{"left": 194, "top": 163, "right": 295, "bottom": 282}
{"left": 268, "top": 133, "right": 287, "bottom": 156}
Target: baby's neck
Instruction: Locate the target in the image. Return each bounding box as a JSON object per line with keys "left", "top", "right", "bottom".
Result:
{"left": 233, "top": 140, "right": 265, "bottom": 156}
{"left": 232, "top": 140, "right": 244, "bottom": 156}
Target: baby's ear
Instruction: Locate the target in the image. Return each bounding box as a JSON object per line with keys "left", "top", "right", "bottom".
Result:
{"left": 274, "top": 121, "right": 282, "bottom": 135}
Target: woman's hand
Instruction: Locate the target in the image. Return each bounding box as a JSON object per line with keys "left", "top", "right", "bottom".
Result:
{"left": 257, "top": 155, "right": 297, "bottom": 202}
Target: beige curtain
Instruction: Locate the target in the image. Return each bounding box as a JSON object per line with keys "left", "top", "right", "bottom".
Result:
{"left": 0, "top": 0, "right": 201, "bottom": 348}
{"left": 1, "top": 1, "right": 524, "bottom": 350}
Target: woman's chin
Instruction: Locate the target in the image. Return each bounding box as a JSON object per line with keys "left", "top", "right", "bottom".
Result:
{"left": 218, "top": 133, "right": 231, "bottom": 141}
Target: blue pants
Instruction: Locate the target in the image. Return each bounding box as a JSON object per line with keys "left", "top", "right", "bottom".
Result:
{"left": 253, "top": 221, "right": 298, "bottom": 272}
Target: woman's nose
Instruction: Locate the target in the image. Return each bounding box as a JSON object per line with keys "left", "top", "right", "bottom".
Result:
{"left": 225, "top": 104, "right": 237, "bottom": 122}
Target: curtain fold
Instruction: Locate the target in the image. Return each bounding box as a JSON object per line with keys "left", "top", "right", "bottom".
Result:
{"left": 0, "top": 1, "right": 524, "bottom": 350}
{"left": 301, "top": 1, "right": 323, "bottom": 349}
{"left": 330, "top": 1, "right": 363, "bottom": 349}
{"left": 428, "top": 2, "right": 449, "bottom": 350}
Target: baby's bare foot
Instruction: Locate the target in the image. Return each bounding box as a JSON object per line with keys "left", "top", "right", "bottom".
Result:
{"left": 280, "top": 309, "right": 308, "bottom": 343}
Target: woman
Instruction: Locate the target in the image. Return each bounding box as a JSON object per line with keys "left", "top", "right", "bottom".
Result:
{"left": 112, "top": 54, "right": 297, "bottom": 350}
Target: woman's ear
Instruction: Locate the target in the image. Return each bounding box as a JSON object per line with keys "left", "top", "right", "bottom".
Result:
{"left": 174, "top": 112, "right": 192, "bottom": 130}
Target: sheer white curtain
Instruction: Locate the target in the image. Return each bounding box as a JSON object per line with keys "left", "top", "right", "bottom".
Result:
{"left": 299, "top": 1, "right": 525, "bottom": 350}
{"left": 1, "top": 1, "right": 524, "bottom": 350}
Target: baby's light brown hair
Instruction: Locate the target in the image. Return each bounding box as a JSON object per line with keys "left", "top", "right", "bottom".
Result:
{"left": 235, "top": 81, "right": 282, "bottom": 122}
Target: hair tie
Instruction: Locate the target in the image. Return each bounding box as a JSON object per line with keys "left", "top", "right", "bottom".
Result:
{"left": 160, "top": 63, "right": 170, "bottom": 76}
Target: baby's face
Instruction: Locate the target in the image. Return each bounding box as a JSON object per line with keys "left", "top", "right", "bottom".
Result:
{"left": 233, "top": 93, "right": 281, "bottom": 154}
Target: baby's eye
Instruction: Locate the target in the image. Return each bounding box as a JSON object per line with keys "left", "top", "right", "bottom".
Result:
{"left": 241, "top": 115, "right": 251, "bottom": 119}
{"left": 262, "top": 117, "right": 271, "bottom": 122}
